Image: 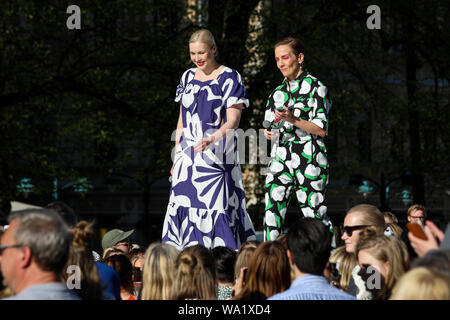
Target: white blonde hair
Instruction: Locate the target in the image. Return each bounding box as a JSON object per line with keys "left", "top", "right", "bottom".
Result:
{"left": 189, "top": 29, "right": 216, "bottom": 47}
{"left": 189, "top": 29, "right": 218, "bottom": 56}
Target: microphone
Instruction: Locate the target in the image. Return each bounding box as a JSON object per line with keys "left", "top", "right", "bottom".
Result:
{"left": 262, "top": 120, "right": 272, "bottom": 131}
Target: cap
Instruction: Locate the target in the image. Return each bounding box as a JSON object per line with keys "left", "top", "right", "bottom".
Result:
{"left": 102, "top": 228, "right": 135, "bottom": 250}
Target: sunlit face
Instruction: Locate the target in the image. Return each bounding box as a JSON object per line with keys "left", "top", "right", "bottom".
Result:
{"left": 0, "top": 220, "right": 23, "bottom": 292}
{"left": 341, "top": 213, "right": 366, "bottom": 253}
{"left": 133, "top": 257, "right": 144, "bottom": 271}
{"left": 357, "top": 249, "right": 388, "bottom": 279}
{"left": 189, "top": 41, "right": 216, "bottom": 70}
{"left": 114, "top": 239, "right": 131, "bottom": 254}
{"left": 274, "top": 45, "right": 304, "bottom": 81}
{"left": 407, "top": 209, "right": 425, "bottom": 223}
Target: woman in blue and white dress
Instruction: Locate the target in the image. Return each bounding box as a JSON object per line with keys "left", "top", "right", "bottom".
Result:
{"left": 162, "top": 29, "right": 256, "bottom": 251}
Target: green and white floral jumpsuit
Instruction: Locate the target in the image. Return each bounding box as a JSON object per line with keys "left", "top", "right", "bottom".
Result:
{"left": 263, "top": 71, "right": 334, "bottom": 241}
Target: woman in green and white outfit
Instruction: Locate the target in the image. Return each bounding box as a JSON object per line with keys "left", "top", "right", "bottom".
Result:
{"left": 263, "top": 37, "right": 333, "bottom": 242}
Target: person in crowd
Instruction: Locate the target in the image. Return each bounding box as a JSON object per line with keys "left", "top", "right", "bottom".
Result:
{"left": 325, "top": 245, "right": 356, "bottom": 291}
{"left": 233, "top": 241, "right": 291, "bottom": 300}
{"left": 130, "top": 246, "right": 145, "bottom": 286}
{"left": 389, "top": 267, "right": 450, "bottom": 300}
{"left": 268, "top": 218, "right": 354, "bottom": 300}
{"left": 47, "top": 201, "right": 102, "bottom": 261}
{"left": 104, "top": 253, "right": 136, "bottom": 300}
{"left": 356, "top": 231, "right": 410, "bottom": 300}
{"left": 162, "top": 28, "right": 256, "bottom": 251}
{"left": 102, "top": 247, "right": 125, "bottom": 260}
{"left": 129, "top": 245, "right": 145, "bottom": 261}
{"left": 45, "top": 201, "right": 78, "bottom": 227}
{"left": 101, "top": 228, "right": 134, "bottom": 256}
{"left": 0, "top": 229, "right": 13, "bottom": 298}
{"left": 340, "top": 204, "right": 386, "bottom": 299}
{"left": 61, "top": 220, "right": 103, "bottom": 300}
{"left": 382, "top": 211, "right": 403, "bottom": 238}
{"left": 0, "top": 209, "right": 80, "bottom": 300}
{"left": 401, "top": 204, "right": 427, "bottom": 258}
{"left": 130, "top": 254, "right": 144, "bottom": 287}
{"left": 211, "top": 246, "right": 237, "bottom": 300}
{"left": 262, "top": 37, "right": 333, "bottom": 242}
{"left": 139, "top": 242, "right": 178, "bottom": 300}
{"left": 411, "top": 249, "right": 450, "bottom": 276}
{"left": 171, "top": 244, "right": 216, "bottom": 300}
{"left": 95, "top": 258, "right": 121, "bottom": 300}
{"left": 233, "top": 240, "right": 260, "bottom": 285}
{"left": 406, "top": 204, "right": 427, "bottom": 224}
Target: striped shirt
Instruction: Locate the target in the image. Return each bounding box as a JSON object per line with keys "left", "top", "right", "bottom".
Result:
{"left": 268, "top": 274, "right": 356, "bottom": 300}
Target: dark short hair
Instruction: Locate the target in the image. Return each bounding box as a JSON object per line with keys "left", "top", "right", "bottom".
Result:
{"left": 104, "top": 253, "right": 134, "bottom": 291}
{"left": 45, "top": 201, "right": 78, "bottom": 227}
{"left": 287, "top": 218, "right": 331, "bottom": 275}
{"left": 211, "top": 246, "right": 237, "bottom": 284}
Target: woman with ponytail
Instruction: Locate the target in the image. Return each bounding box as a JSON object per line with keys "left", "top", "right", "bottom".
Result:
{"left": 171, "top": 245, "right": 216, "bottom": 300}
{"left": 61, "top": 220, "right": 104, "bottom": 300}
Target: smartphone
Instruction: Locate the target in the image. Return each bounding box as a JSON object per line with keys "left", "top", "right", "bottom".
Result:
{"left": 407, "top": 222, "right": 428, "bottom": 240}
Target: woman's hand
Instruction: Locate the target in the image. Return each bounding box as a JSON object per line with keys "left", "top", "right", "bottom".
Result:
{"left": 193, "top": 136, "right": 215, "bottom": 152}
{"left": 408, "top": 221, "right": 442, "bottom": 257}
{"left": 274, "top": 106, "right": 296, "bottom": 124}
{"left": 264, "top": 129, "right": 279, "bottom": 140}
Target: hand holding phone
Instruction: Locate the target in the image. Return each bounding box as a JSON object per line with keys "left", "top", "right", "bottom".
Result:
{"left": 407, "top": 222, "right": 428, "bottom": 240}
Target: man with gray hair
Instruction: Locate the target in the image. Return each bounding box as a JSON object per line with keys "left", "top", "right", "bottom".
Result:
{"left": 0, "top": 209, "right": 81, "bottom": 299}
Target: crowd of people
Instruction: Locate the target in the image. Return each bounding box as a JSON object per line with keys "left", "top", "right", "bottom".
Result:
{"left": 0, "top": 202, "right": 449, "bottom": 300}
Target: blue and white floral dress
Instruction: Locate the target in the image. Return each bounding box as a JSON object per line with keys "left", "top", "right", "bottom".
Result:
{"left": 162, "top": 67, "right": 256, "bottom": 251}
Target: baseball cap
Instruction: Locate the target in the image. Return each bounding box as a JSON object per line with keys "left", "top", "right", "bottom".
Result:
{"left": 102, "top": 228, "right": 135, "bottom": 250}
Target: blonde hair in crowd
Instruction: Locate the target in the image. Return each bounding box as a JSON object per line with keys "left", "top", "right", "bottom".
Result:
{"left": 407, "top": 204, "right": 427, "bottom": 218}
{"left": 356, "top": 232, "right": 410, "bottom": 300}
{"left": 329, "top": 246, "right": 357, "bottom": 290}
{"left": 140, "top": 242, "right": 178, "bottom": 300}
{"left": 347, "top": 204, "right": 386, "bottom": 235}
{"left": 390, "top": 267, "right": 450, "bottom": 300}
{"left": 234, "top": 240, "right": 259, "bottom": 281}
{"left": 171, "top": 245, "right": 217, "bottom": 300}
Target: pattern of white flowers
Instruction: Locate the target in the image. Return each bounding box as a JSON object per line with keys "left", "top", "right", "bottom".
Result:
{"left": 163, "top": 67, "right": 256, "bottom": 251}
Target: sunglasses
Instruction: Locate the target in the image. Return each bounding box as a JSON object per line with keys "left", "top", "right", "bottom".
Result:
{"left": 341, "top": 225, "right": 371, "bottom": 236}
{"left": 0, "top": 244, "right": 23, "bottom": 254}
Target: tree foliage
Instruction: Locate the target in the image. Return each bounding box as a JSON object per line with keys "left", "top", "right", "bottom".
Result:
{"left": 0, "top": 0, "right": 448, "bottom": 227}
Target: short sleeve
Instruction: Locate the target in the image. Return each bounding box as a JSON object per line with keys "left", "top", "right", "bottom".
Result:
{"left": 310, "top": 81, "right": 331, "bottom": 135}
{"left": 222, "top": 69, "right": 250, "bottom": 109}
{"left": 174, "top": 69, "right": 193, "bottom": 103}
